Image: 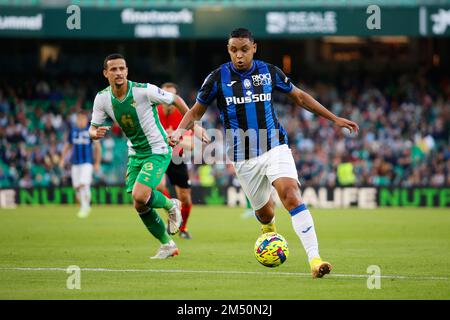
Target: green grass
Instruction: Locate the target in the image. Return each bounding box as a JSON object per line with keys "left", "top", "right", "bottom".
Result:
{"left": 0, "top": 205, "right": 449, "bottom": 300}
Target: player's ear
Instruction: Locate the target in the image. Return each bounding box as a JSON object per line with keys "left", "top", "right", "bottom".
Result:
{"left": 253, "top": 42, "right": 257, "bottom": 54}
{"left": 103, "top": 68, "right": 108, "bottom": 78}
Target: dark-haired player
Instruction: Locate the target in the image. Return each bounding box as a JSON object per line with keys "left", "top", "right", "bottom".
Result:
{"left": 169, "top": 28, "right": 359, "bottom": 278}
{"left": 89, "top": 53, "right": 189, "bottom": 259}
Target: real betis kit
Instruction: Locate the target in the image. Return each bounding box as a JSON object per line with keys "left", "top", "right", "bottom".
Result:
{"left": 91, "top": 80, "right": 175, "bottom": 192}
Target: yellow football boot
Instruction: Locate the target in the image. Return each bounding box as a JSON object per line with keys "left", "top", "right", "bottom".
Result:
{"left": 261, "top": 220, "right": 276, "bottom": 234}
{"left": 310, "top": 257, "right": 332, "bottom": 278}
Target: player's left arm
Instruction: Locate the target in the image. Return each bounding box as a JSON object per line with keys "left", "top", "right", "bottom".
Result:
{"left": 287, "top": 86, "right": 359, "bottom": 134}
{"left": 93, "top": 141, "right": 101, "bottom": 172}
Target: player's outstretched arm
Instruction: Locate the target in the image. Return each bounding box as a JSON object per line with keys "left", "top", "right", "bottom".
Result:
{"left": 168, "top": 102, "right": 208, "bottom": 147}
{"left": 287, "top": 86, "right": 359, "bottom": 134}
{"left": 89, "top": 125, "right": 111, "bottom": 140}
{"left": 171, "top": 94, "right": 190, "bottom": 116}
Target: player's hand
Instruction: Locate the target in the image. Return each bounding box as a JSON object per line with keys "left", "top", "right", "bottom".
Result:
{"left": 334, "top": 117, "right": 359, "bottom": 135}
{"left": 194, "top": 125, "right": 210, "bottom": 144}
{"left": 94, "top": 162, "right": 101, "bottom": 173}
{"left": 200, "top": 128, "right": 210, "bottom": 144}
{"left": 167, "top": 131, "right": 182, "bottom": 147}
{"left": 59, "top": 160, "right": 65, "bottom": 170}
{"left": 93, "top": 126, "right": 111, "bottom": 139}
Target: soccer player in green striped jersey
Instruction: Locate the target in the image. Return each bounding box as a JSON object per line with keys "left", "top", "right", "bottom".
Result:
{"left": 89, "top": 53, "right": 189, "bottom": 259}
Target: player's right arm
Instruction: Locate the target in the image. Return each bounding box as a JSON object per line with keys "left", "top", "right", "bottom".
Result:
{"left": 59, "top": 133, "right": 72, "bottom": 169}
{"left": 89, "top": 93, "right": 111, "bottom": 140}
{"left": 168, "top": 70, "right": 218, "bottom": 147}
{"left": 89, "top": 125, "right": 110, "bottom": 140}
{"left": 168, "top": 102, "right": 208, "bottom": 147}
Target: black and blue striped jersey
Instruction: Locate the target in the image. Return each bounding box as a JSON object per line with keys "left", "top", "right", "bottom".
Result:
{"left": 68, "top": 125, "right": 94, "bottom": 165}
{"left": 196, "top": 60, "right": 293, "bottom": 161}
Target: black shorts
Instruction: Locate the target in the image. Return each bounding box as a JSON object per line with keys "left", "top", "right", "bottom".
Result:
{"left": 166, "top": 161, "right": 191, "bottom": 189}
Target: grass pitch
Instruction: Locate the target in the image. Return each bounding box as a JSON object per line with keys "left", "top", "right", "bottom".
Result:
{"left": 0, "top": 205, "right": 449, "bottom": 300}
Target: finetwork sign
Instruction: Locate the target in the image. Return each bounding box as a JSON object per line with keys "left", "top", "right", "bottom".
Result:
{"left": 121, "top": 8, "right": 193, "bottom": 38}
{"left": 0, "top": 14, "right": 43, "bottom": 30}
{"left": 266, "top": 11, "right": 337, "bottom": 34}
{"left": 121, "top": 8, "right": 193, "bottom": 24}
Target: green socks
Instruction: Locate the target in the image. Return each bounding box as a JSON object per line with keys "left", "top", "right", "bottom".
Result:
{"left": 139, "top": 208, "right": 171, "bottom": 244}
{"left": 147, "top": 190, "right": 173, "bottom": 210}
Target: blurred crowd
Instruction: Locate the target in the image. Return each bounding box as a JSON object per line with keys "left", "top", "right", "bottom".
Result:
{"left": 0, "top": 72, "right": 449, "bottom": 189}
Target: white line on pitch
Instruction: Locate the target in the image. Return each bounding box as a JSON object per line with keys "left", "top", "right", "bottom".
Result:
{"left": 0, "top": 267, "right": 448, "bottom": 281}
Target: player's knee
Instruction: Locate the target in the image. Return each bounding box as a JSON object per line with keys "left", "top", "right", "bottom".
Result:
{"left": 132, "top": 189, "right": 150, "bottom": 206}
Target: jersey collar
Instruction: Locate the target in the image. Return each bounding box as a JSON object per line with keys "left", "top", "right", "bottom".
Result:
{"left": 230, "top": 60, "right": 256, "bottom": 76}
{"left": 110, "top": 80, "right": 132, "bottom": 103}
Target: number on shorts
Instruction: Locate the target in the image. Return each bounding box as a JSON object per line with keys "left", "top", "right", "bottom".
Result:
{"left": 144, "top": 162, "right": 154, "bottom": 171}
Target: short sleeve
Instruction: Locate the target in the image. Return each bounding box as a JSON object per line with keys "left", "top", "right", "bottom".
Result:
{"left": 147, "top": 84, "right": 175, "bottom": 105}
{"left": 91, "top": 94, "right": 108, "bottom": 126}
{"left": 272, "top": 66, "right": 293, "bottom": 93}
{"left": 196, "top": 71, "right": 218, "bottom": 106}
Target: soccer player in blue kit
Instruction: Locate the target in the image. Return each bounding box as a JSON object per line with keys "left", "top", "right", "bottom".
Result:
{"left": 60, "top": 111, "right": 101, "bottom": 218}
{"left": 169, "top": 28, "right": 359, "bottom": 278}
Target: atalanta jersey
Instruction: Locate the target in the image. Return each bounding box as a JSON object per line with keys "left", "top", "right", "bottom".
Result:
{"left": 196, "top": 60, "right": 293, "bottom": 161}
{"left": 68, "top": 125, "right": 94, "bottom": 165}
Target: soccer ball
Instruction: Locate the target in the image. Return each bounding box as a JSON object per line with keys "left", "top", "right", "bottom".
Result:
{"left": 254, "top": 232, "right": 289, "bottom": 267}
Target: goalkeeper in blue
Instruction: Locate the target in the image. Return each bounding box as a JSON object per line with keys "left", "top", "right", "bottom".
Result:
{"left": 169, "top": 28, "right": 359, "bottom": 278}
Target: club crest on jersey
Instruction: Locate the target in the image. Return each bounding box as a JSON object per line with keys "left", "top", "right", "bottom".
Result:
{"left": 252, "top": 73, "right": 272, "bottom": 86}
{"left": 243, "top": 79, "right": 251, "bottom": 89}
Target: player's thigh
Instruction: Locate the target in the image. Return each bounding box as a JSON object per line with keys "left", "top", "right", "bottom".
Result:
{"left": 71, "top": 165, "right": 82, "bottom": 188}
{"left": 78, "top": 163, "right": 93, "bottom": 186}
{"left": 266, "top": 145, "right": 300, "bottom": 186}
{"left": 125, "top": 157, "right": 142, "bottom": 194}
{"left": 156, "top": 174, "right": 167, "bottom": 192}
{"left": 135, "top": 153, "right": 171, "bottom": 191}
{"left": 233, "top": 160, "right": 272, "bottom": 211}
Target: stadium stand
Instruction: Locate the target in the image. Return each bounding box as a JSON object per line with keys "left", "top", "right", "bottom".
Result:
{"left": 1, "top": 69, "right": 448, "bottom": 188}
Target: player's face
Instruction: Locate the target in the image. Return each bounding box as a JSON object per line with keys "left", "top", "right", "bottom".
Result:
{"left": 76, "top": 114, "right": 88, "bottom": 128}
{"left": 227, "top": 37, "right": 257, "bottom": 71}
{"left": 162, "top": 86, "right": 177, "bottom": 113}
{"left": 103, "top": 59, "right": 128, "bottom": 88}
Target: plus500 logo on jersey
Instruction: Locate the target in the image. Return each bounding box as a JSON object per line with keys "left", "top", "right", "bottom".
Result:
{"left": 225, "top": 93, "right": 271, "bottom": 106}
{"left": 73, "top": 132, "right": 91, "bottom": 144}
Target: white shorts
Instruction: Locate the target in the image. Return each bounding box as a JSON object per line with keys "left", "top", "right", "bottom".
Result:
{"left": 232, "top": 144, "right": 299, "bottom": 210}
{"left": 71, "top": 163, "right": 93, "bottom": 188}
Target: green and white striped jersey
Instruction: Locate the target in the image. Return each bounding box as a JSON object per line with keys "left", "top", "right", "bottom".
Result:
{"left": 91, "top": 80, "right": 174, "bottom": 157}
